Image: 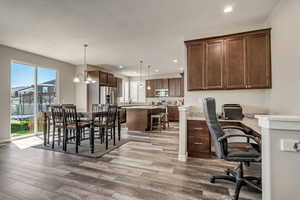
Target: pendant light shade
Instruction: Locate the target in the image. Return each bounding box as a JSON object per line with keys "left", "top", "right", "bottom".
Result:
{"left": 147, "top": 65, "right": 151, "bottom": 90}
{"left": 139, "top": 60, "right": 144, "bottom": 88}
{"left": 73, "top": 44, "right": 94, "bottom": 84}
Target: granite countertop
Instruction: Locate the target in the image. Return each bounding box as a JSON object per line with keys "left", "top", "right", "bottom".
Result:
{"left": 124, "top": 105, "right": 165, "bottom": 110}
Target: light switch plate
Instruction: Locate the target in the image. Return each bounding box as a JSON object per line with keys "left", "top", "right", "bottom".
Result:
{"left": 280, "top": 139, "right": 300, "bottom": 152}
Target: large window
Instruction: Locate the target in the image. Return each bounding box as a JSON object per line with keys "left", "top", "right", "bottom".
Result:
{"left": 10, "top": 61, "right": 57, "bottom": 137}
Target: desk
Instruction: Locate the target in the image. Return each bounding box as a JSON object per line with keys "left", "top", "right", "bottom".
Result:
{"left": 187, "top": 118, "right": 260, "bottom": 158}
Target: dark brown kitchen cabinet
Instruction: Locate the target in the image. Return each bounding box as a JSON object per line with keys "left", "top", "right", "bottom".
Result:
{"left": 205, "top": 39, "right": 224, "bottom": 89}
{"left": 107, "top": 73, "right": 114, "bottom": 87}
{"left": 168, "top": 79, "right": 176, "bottom": 97}
{"left": 112, "top": 77, "right": 117, "bottom": 88}
{"left": 167, "top": 106, "right": 179, "bottom": 121}
{"left": 153, "top": 79, "right": 169, "bottom": 90}
{"left": 146, "top": 80, "right": 155, "bottom": 97}
{"left": 185, "top": 28, "right": 271, "bottom": 91}
{"left": 187, "top": 42, "right": 205, "bottom": 90}
{"left": 87, "top": 71, "right": 99, "bottom": 83}
{"left": 162, "top": 79, "right": 169, "bottom": 89}
{"left": 145, "top": 78, "right": 183, "bottom": 97}
{"left": 187, "top": 120, "right": 211, "bottom": 157}
{"left": 99, "top": 71, "right": 108, "bottom": 86}
{"left": 168, "top": 78, "right": 183, "bottom": 97}
{"left": 225, "top": 36, "right": 246, "bottom": 89}
{"left": 245, "top": 32, "right": 271, "bottom": 88}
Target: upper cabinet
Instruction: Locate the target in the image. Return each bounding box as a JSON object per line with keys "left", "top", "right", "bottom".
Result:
{"left": 169, "top": 78, "right": 183, "bottom": 97}
{"left": 145, "top": 78, "right": 184, "bottom": 98}
{"left": 245, "top": 32, "right": 271, "bottom": 88}
{"left": 205, "top": 39, "right": 224, "bottom": 89}
{"left": 146, "top": 80, "right": 155, "bottom": 97}
{"left": 99, "top": 71, "right": 108, "bottom": 86}
{"left": 225, "top": 36, "right": 246, "bottom": 89}
{"left": 185, "top": 28, "right": 271, "bottom": 91}
{"left": 187, "top": 42, "right": 205, "bottom": 90}
{"left": 107, "top": 73, "right": 114, "bottom": 87}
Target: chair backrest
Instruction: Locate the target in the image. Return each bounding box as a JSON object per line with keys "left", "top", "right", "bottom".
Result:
{"left": 107, "top": 104, "right": 117, "bottom": 125}
{"left": 62, "top": 105, "right": 78, "bottom": 125}
{"left": 92, "top": 104, "right": 103, "bottom": 112}
{"left": 51, "top": 105, "right": 64, "bottom": 124}
{"left": 203, "top": 97, "right": 226, "bottom": 159}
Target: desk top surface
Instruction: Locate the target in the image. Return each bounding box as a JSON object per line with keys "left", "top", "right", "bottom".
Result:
{"left": 187, "top": 115, "right": 260, "bottom": 134}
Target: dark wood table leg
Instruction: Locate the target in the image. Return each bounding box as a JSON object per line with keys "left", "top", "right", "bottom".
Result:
{"left": 118, "top": 111, "right": 121, "bottom": 141}
{"left": 90, "top": 119, "right": 95, "bottom": 154}
{"left": 43, "top": 112, "right": 47, "bottom": 146}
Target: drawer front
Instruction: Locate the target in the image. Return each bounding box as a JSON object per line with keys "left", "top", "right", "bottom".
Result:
{"left": 188, "top": 136, "right": 210, "bottom": 153}
{"left": 188, "top": 120, "right": 210, "bottom": 138}
{"left": 187, "top": 120, "right": 211, "bottom": 155}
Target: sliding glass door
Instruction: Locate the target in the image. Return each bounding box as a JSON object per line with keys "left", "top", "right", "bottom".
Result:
{"left": 10, "top": 61, "right": 57, "bottom": 138}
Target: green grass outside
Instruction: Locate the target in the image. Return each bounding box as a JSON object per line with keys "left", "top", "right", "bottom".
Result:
{"left": 12, "top": 130, "right": 33, "bottom": 137}
{"left": 11, "top": 120, "right": 33, "bottom": 137}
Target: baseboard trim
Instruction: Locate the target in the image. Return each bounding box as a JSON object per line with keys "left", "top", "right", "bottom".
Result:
{"left": 0, "top": 139, "right": 11, "bottom": 144}
{"left": 178, "top": 152, "right": 188, "bottom": 162}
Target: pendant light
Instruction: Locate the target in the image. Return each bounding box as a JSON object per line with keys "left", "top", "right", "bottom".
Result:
{"left": 139, "top": 60, "right": 144, "bottom": 88}
{"left": 73, "top": 44, "right": 95, "bottom": 84}
{"left": 147, "top": 65, "right": 151, "bottom": 90}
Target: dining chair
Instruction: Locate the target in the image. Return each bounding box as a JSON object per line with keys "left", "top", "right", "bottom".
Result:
{"left": 104, "top": 104, "right": 118, "bottom": 149}
{"left": 92, "top": 104, "right": 106, "bottom": 143}
{"left": 50, "top": 105, "right": 64, "bottom": 149}
{"left": 62, "top": 105, "right": 91, "bottom": 153}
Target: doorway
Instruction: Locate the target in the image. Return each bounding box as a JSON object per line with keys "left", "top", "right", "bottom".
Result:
{"left": 10, "top": 61, "right": 57, "bottom": 138}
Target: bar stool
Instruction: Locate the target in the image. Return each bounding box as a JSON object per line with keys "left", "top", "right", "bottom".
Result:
{"left": 150, "top": 107, "right": 169, "bottom": 131}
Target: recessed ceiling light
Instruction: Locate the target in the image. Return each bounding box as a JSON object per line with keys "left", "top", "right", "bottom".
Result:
{"left": 154, "top": 69, "right": 159, "bottom": 73}
{"left": 173, "top": 59, "right": 178, "bottom": 63}
{"left": 119, "top": 65, "right": 124, "bottom": 69}
{"left": 224, "top": 6, "right": 233, "bottom": 13}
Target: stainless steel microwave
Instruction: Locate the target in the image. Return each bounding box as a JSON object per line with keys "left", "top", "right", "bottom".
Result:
{"left": 155, "top": 89, "right": 169, "bottom": 97}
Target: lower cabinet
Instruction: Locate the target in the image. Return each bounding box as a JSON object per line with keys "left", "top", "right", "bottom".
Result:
{"left": 187, "top": 120, "right": 211, "bottom": 157}
{"left": 167, "top": 106, "right": 179, "bottom": 121}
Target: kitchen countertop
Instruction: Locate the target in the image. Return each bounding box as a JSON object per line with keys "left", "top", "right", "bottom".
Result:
{"left": 124, "top": 105, "right": 165, "bottom": 110}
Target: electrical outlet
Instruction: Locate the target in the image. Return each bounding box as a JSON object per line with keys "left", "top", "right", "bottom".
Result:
{"left": 280, "top": 139, "right": 300, "bottom": 152}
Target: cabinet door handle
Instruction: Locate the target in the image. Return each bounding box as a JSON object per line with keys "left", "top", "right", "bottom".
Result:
{"left": 194, "top": 142, "right": 203, "bottom": 145}
{"left": 193, "top": 128, "right": 203, "bottom": 130}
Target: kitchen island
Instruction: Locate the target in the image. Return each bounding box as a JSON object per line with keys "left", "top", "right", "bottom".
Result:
{"left": 125, "top": 106, "right": 162, "bottom": 131}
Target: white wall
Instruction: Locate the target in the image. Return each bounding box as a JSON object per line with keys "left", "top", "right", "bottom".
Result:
{"left": 129, "top": 78, "right": 146, "bottom": 103}
{"left": 0, "top": 45, "right": 76, "bottom": 142}
{"left": 185, "top": 89, "right": 270, "bottom": 114}
{"left": 75, "top": 65, "right": 88, "bottom": 111}
{"left": 266, "top": 0, "right": 300, "bottom": 115}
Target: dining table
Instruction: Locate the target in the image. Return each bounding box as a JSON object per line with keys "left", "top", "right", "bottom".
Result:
{"left": 42, "top": 110, "right": 122, "bottom": 153}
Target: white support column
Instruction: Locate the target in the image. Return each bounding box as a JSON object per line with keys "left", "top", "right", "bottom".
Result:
{"left": 256, "top": 115, "right": 300, "bottom": 200}
{"left": 178, "top": 106, "right": 188, "bottom": 161}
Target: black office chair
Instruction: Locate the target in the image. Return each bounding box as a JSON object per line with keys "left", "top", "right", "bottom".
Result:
{"left": 203, "top": 97, "right": 262, "bottom": 200}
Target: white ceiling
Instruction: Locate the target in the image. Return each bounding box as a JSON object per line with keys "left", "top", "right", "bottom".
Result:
{"left": 0, "top": 0, "right": 279, "bottom": 76}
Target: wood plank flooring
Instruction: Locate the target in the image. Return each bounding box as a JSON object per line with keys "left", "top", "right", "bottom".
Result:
{"left": 0, "top": 123, "right": 261, "bottom": 200}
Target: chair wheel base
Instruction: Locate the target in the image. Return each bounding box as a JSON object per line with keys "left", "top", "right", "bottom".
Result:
{"left": 209, "top": 177, "right": 215, "bottom": 183}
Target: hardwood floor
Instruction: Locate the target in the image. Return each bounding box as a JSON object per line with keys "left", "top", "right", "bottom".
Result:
{"left": 0, "top": 124, "right": 261, "bottom": 200}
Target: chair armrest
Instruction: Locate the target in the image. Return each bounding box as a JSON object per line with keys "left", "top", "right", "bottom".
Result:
{"left": 222, "top": 126, "right": 253, "bottom": 135}
{"left": 218, "top": 134, "right": 261, "bottom": 145}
